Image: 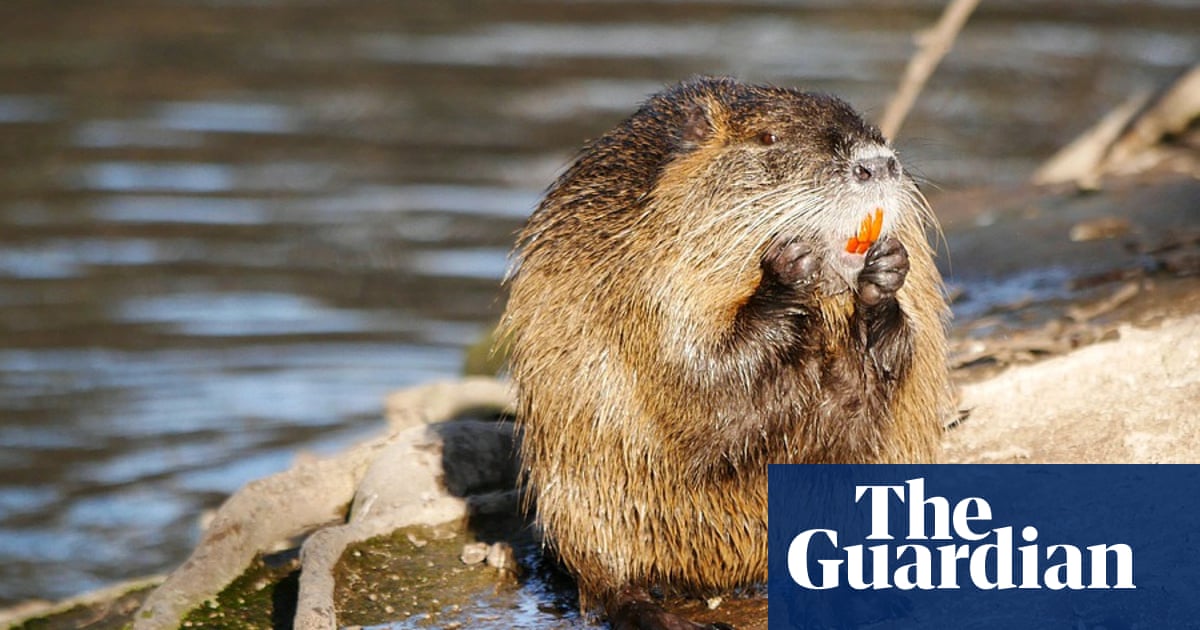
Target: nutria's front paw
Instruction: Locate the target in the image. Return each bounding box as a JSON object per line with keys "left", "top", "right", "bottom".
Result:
{"left": 763, "top": 237, "right": 820, "bottom": 288}
{"left": 857, "top": 236, "right": 908, "bottom": 307}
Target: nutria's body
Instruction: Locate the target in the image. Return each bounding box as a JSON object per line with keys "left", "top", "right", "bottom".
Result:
{"left": 502, "top": 77, "right": 951, "bottom": 627}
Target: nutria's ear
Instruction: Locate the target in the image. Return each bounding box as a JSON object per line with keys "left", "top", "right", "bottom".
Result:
{"left": 679, "top": 101, "right": 714, "bottom": 148}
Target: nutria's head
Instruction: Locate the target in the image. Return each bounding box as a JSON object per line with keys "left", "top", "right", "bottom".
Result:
{"left": 639, "top": 77, "right": 932, "bottom": 290}
{"left": 507, "top": 77, "right": 937, "bottom": 358}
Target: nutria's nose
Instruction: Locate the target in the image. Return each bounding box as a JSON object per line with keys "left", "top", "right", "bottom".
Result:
{"left": 852, "top": 155, "right": 899, "bottom": 182}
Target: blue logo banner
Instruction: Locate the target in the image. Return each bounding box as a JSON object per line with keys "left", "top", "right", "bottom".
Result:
{"left": 768, "top": 465, "right": 1200, "bottom": 629}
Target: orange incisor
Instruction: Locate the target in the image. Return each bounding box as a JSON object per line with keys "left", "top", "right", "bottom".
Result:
{"left": 845, "top": 208, "right": 884, "bottom": 254}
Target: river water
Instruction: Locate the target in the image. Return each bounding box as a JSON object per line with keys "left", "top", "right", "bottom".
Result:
{"left": 0, "top": 0, "right": 1195, "bottom": 606}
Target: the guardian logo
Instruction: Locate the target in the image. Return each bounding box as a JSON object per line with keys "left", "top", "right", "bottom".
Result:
{"left": 787, "top": 478, "right": 1135, "bottom": 591}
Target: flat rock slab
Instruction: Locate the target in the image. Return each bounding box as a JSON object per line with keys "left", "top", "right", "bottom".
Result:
{"left": 947, "top": 314, "right": 1200, "bottom": 463}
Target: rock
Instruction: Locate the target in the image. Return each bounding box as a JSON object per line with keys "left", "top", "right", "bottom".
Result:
{"left": 485, "top": 542, "right": 517, "bottom": 573}
{"left": 460, "top": 542, "right": 489, "bottom": 565}
{"left": 947, "top": 315, "right": 1200, "bottom": 463}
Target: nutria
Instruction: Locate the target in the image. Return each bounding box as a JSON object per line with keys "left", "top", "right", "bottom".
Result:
{"left": 501, "top": 77, "right": 951, "bottom": 628}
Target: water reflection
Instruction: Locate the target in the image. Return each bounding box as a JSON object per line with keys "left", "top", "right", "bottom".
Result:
{"left": 0, "top": 0, "right": 1195, "bottom": 608}
{"left": 76, "top": 162, "right": 238, "bottom": 193}
{"left": 73, "top": 120, "right": 203, "bottom": 149}
{"left": 153, "top": 101, "right": 300, "bottom": 135}
{"left": 89, "top": 196, "right": 269, "bottom": 225}
{"left": 0, "top": 95, "right": 62, "bottom": 123}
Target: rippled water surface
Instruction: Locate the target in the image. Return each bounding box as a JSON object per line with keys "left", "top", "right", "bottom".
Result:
{"left": 0, "top": 0, "right": 1196, "bottom": 605}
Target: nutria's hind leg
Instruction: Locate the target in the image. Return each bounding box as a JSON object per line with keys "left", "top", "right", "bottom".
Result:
{"left": 608, "top": 587, "right": 736, "bottom": 630}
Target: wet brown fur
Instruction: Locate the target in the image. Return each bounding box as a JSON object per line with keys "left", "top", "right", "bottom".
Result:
{"left": 501, "top": 77, "right": 951, "bottom": 616}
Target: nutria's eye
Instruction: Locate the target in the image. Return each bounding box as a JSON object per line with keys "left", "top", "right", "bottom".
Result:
{"left": 758, "top": 131, "right": 777, "bottom": 146}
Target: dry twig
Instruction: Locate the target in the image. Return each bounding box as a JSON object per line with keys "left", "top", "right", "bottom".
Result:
{"left": 879, "top": 0, "right": 980, "bottom": 139}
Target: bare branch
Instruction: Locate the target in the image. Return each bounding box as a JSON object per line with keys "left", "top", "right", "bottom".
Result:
{"left": 879, "top": 0, "right": 980, "bottom": 140}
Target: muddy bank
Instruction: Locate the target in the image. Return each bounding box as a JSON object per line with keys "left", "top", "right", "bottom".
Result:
{"left": 939, "top": 178, "right": 1197, "bottom": 383}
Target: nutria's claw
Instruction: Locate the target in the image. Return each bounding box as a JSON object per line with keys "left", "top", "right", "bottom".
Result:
{"left": 857, "top": 235, "right": 908, "bottom": 307}
{"left": 763, "top": 237, "right": 820, "bottom": 287}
